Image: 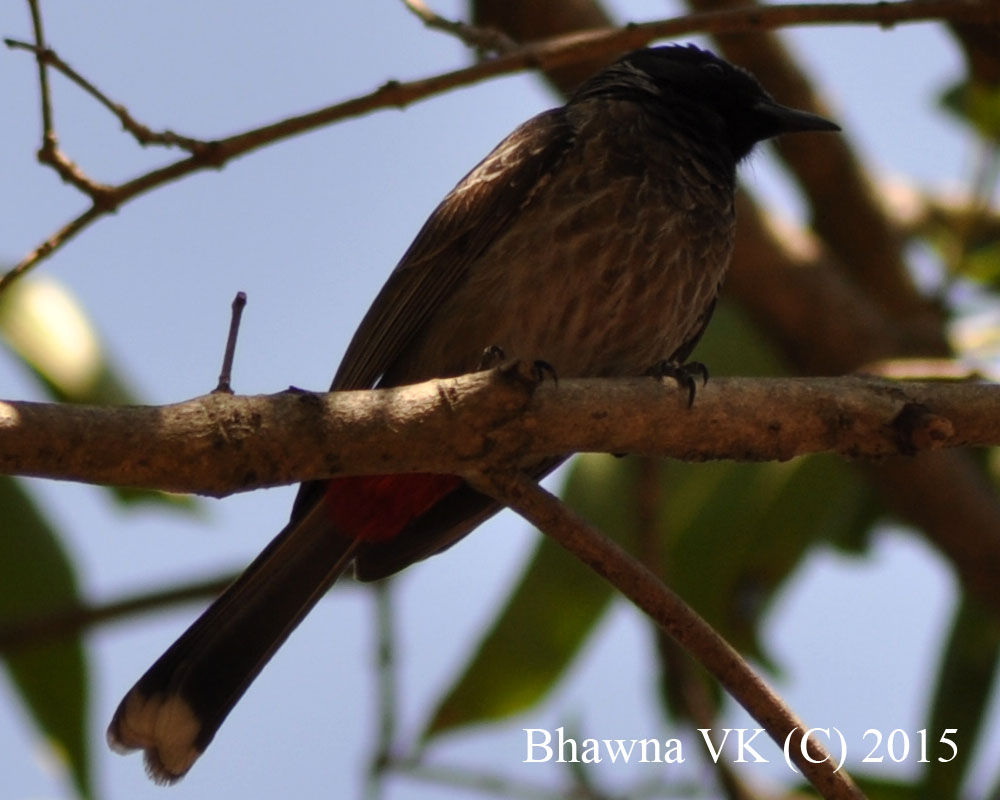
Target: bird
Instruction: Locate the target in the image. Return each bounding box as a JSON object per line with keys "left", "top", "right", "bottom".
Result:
{"left": 108, "top": 43, "right": 839, "bottom": 782}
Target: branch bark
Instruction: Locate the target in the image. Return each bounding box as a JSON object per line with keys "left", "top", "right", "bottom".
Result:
{"left": 1, "top": 372, "right": 996, "bottom": 495}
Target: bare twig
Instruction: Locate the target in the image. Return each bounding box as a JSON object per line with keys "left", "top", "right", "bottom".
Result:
{"left": 400, "top": 0, "right": 518, "bottom": 53}
{"left": 16, "top": 1, "right": 116, "bottom": 202}
{"left": 4, "top": 0, "right": 991, "bottom": 289}
{"left": 214, "top": 291, "right": 247, "bottom": 394}
{"left": 25, "top": 0, "right": 53, "bottom": 142}
{"left": 3, "top": 38, "right": 207, "bottom": 151}
{"left": 473, "top": 471, "right": 865, "bottom": 800}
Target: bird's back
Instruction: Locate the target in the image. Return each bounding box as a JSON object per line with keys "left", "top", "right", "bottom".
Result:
{"left": 382, "top": 95, "right": 736, "bottom": 387}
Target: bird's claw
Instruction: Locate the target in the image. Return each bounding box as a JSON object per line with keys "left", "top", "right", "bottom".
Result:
{"left": 646, "top": 359, "right": 709, "bottom": 407}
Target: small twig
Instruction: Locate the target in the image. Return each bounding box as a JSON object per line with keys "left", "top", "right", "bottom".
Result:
{"left": 25, "top": 0, "right": 53, "bottom": 143}
{"left": 3, "top": 38, "right": 207, "bottom": 151}
{"left": 214, "top": 291, "right": 247, "bottom": 394}
{"left": 400, "top": 0, "right": 518, "bottom": 54}
{"left": 474, "top": 471, "right": 865, "bottom": 800}
{"left": 0, "top": 572, "right": 236, "bottom": 653}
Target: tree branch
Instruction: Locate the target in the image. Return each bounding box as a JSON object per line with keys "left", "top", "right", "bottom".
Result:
{"left": 3, "top": 38, "right": 207, "bottom": 151}
{"left": 0, "top": 372, "right": 995, "bottom": 495}
{"left": 400, "top": 0, "right": 519, "bottom": 53}
{"left": 4, "top": 0, "right": 991, "bottom": 289}
{"left": 0, "top": 572, "right": 235, "bottom": 653}
{"left": 473, "top": 470, "right": 865, "bottom": 800}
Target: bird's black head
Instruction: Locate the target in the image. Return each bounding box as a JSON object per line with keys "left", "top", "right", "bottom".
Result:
{"left": 575, "top": 44, "right": 839, "bottom": 163}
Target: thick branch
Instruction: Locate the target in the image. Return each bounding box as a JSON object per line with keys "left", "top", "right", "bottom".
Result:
{"left": 475, "top": 471, "right": 865, "bottom": 800}
{"left": 0, "top": 373, "right": 996, "bottom": 495}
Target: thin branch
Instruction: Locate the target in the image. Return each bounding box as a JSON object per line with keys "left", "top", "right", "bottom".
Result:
{"left": 25, "top": 0, "right": 53, "bottom": 141}
{"left": 3, "top": 38, "right": 207, "bottom": 151}
{"left": 473, "top": 471, "right": 865, "bottom": 800}
{"left": 400, "top": 0, "right": 518, "bottom": 53}
{"left": 0, "top": 572, "right": 235, "bottom": 653}
{"left": 213, "top": 291, "right": 247, "bottom": 394}
{"left": 4, "top": 0, "right": 991, "bottom": 289}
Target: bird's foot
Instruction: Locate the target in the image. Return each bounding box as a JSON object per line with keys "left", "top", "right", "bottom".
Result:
{"left": 493, "top": 357, "right": 558, "bottom": 392}
{"left": 646, "top": 359, "right": 709, "bottom": 407}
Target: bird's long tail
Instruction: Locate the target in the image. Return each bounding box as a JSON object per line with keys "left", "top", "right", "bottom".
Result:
{"left": 107, "top": 502, "right": 359, "bottom": 784}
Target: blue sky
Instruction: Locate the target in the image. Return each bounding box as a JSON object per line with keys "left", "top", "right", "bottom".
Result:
{"left": 1, "top": 1, "right": 996, "bottom": 798}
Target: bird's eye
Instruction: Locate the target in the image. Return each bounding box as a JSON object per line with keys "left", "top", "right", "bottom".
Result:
{"left": 702, "top": 62, "right": 725, "bottom": 78}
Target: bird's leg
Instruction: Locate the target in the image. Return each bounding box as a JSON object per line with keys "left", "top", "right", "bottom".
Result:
{"left": 646, "top": 359, "right": 709, "bottom": 407}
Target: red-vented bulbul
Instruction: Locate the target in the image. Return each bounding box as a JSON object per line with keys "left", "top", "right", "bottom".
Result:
{"left": 108, "top": 44, "right": 839, "bottom": 782}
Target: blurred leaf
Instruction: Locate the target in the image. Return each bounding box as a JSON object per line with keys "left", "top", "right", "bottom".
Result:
{"left": 852, "top": 774, "right": 928, "bottom": 800}
{"left": 919, "top": 594, "right": 1000, "bottom": 800}
{"left": 940, "top": 79, "right": 1000, "bottom": 142}
{"left": 697, "top": 299, "right": 790, "bottom": 378}
{"left": 958, "top": 237, "right": 1000, "bottom": 286}
{"left": 0, "top": 477, "right": 91, "bottom": 800}
{"left": 659, "top": 454, "right": 879, "bottom": 663}
{"left": 0, "top": 276, "right": 194, "bottom": 510}
{"left": 423, "top": 455, "right": 642, "bottom": 738}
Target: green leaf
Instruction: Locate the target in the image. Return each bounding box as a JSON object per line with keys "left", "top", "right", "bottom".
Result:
{"left": 919, "top": 594, "right": 1000, "bottom": 800}
{"left": 940, "top": 79, "right": 1000, "bottom": 143}
{"left": 423, "top": 455, "right": 644, "bottom": 738}
{"left": 0, "top": 276, "right": 195, "bottom": 510}
{"left": 0, "top": 477, "right": 91, "bottom": 799}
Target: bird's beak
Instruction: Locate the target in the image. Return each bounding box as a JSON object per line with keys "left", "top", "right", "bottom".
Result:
{"left": 754, "top": 100, "right": 840, "bottom": 134}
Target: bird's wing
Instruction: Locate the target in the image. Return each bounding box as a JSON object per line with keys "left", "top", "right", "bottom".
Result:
{"left": 330, "top": 107, "right": 577, "bottom": 391}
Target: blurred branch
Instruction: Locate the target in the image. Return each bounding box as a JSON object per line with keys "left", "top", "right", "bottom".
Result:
{"left": 400, "top": 0, "right": 518, "bottom": 53}
{"left": 1, "top": 373, "right": 997, "bottom": 496}
{"left": 474, "top": 470, "right": 865, "bottom": 800}
{"left": 367, "top": 581, "right": 400, "bottom": 800}
{"left": 0, "top": 572, "right": 235, "bottom": 653}
{"left": 4, "top": 0, "right": 992, "bottom": 289}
